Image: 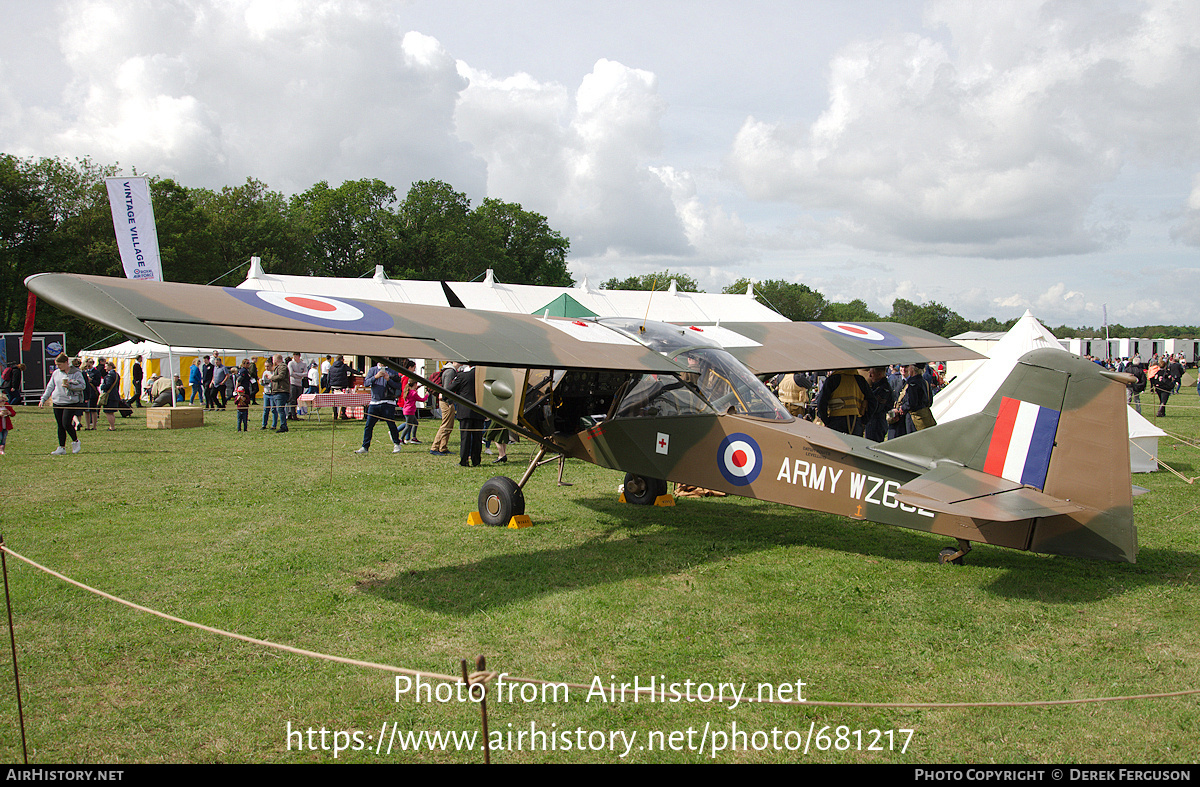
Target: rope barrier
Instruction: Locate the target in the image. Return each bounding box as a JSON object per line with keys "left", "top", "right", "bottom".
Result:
{"left": 0, "top": 544, "right": 461, "bottom": 684}
{"left": 1158, "top": 428, "right": 1200, "bottom": 450}
{"left": 1129, "top": 438, "right": 1197, "bottom": 484}
{"left": 3, "top": 543, "right": 1198, "bottom": 710}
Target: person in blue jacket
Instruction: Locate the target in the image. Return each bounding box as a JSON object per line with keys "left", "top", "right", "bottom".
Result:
{"left": 354, "top": 363, "right": 404, "bottom": 454}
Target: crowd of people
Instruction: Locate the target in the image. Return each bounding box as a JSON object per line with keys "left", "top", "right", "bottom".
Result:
{"left": 770, "top": 351, "right": 1196, "bottom": 449}
{"left": 1101, "top": 353, "right": 1192, "bottom": 418}
{"left": 180, "top": 352, "right": 500, "bottom": 471}
{"left": 770, "top": 362, "right": 948, "bottom": 442}
{"left": 5, "top": 346, "right": 1195, "bottom": 458}
{"left": 352, "top": 359, "right": 500, "bottom": 469}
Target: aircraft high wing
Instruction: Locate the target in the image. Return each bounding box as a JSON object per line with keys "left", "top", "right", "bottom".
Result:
{"left": 26, "top": 273, "right": 1138, "bottom": 564}
{"left": 26, "top": 273, "right": 690, "bottom": 374}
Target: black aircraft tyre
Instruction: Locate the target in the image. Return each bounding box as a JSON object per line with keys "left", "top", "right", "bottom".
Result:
{"left": 938, "top": 546, "right": 964, "bottom": 566}
{"left": 623, "top": 473, "right": 667, "bottom": 505}
{"left": 479, "top": 476, "right": 525, "bottom": 526}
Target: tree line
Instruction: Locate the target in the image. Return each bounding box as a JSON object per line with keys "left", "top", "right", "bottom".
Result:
{"left": 4, "top": 153, "right": 1191, "bottom": 349}
{"left": 601, "top": 271, "right": 1198, "bottom": 340}
{"left": 2, "top": 154, "right": 571, "bottom": 347}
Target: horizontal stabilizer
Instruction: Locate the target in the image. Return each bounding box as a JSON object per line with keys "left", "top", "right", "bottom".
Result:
{"left": 897, "top": 464, "right": 1085, "bottom": 522}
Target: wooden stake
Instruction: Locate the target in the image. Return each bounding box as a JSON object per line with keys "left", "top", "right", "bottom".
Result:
{"left": 1, "top": 537, "right": 29, "bottom": 764}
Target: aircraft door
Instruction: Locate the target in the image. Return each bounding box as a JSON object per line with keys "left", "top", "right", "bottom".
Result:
{"left": 478, "top": 366, "right": 528, "bottom": 426}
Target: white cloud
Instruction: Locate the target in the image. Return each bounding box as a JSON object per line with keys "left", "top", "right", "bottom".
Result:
{"left": 3, "top": 0, "right": 1197, "bottom": 325}
{"left": 9, "top": 0, "right": 483, "bottom": 194}
{"left": 456, "top": 58, "right": 690, "bottom": 258}
{"left": 1170, "top": 173, "right": 1200, "bottom": 246}
{"left": 727, "top": 0, "right": 1200, "bottom": 258}
{"left": 1034, "top": 282, "right": 1095, "bottom": 319}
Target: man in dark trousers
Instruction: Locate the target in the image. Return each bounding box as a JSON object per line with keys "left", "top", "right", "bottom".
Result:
{"left": 450, "top": 364, "right": 482, "bottom": 467}
{"left": 131, "top": 355, "right": 144, "bottom": 407}
{"left": 1152, "top": 363, "right": 1175, "bottom": 417}
{"left": 201, "top": 355, "right": 215, "bottom": 410}
{"left": 1169, "top": 356, "right": 1184, "bottom": 394}
{"left": 326, "top": 355, "right": 357, "bottom": 419}
{"left": 353, "top": 362, "right": 403, "bottom": 454}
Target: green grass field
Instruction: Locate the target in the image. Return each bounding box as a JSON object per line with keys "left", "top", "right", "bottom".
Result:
{"left": 0, "top": 389, "right": 1198, "bottom": 764}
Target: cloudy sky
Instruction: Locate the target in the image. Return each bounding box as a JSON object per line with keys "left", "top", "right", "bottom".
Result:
{"left": 3, "top": 0, "right": 1198, "bottom": 327}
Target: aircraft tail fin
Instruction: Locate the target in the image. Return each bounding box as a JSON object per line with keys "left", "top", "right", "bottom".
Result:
{"left": 878, "top": 349, "right": 1137, "bottom": 562}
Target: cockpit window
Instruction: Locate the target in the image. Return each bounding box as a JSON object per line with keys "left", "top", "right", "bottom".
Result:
{"left": 671, "top": 348, "right": 792, "bottom": 420}
{"left": 610, "top": 373, "right": 715, "bottom": 419}
{"left": 595, "top": 318, "right": 793, "bottom": 422}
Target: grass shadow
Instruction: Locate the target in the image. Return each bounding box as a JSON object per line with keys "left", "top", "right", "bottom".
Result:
{"left": 364, "top": 491, "right": 1200, "bottom": 614}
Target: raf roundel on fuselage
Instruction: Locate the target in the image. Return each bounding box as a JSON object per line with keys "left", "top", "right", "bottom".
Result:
{"left": 717, "top": 432, "right": 763, "bottom": 486}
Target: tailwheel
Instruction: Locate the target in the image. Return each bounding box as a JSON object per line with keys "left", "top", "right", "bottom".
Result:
{"left": 937, "top": 539, "right": 971, "bottom": 566}
{"left": 478, "top": 476, "right": 525, "bottom": 526}
{"left": 623, "top": 473, "right": 667, "bottom": 505}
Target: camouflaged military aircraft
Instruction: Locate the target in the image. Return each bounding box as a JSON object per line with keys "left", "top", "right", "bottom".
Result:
{"left": 27, "top": 273, "right": 1139, "bottom": 564}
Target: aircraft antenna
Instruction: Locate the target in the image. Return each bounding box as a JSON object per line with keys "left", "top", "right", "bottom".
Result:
{"left": 641, "top": 276, "right": 658, "bottom": 333}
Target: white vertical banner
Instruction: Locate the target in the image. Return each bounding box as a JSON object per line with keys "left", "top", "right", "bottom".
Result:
{"left": 105, "top": 177, "right": 163, "bottom": 281}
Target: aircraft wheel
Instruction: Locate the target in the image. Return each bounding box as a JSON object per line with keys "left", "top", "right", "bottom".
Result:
{"left": 623, "top": 473, "right": 667, "bottom": 505}
{"left": 478, "top": 476, "right": 525, "bottom": 527}
{"left": 938, "top": 547, "right": 964, "bottom": 566}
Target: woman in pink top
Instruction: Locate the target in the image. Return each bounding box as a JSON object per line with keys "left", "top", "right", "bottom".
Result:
{"left": 398, "top": 361, "right": 428, "bottom": 444}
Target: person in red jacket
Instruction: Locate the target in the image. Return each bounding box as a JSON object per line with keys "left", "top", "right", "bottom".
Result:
{"left": 0, "top": 393, "right": 14, "bottom": 455}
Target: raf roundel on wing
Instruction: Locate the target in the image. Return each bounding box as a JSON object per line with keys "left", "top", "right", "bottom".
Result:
{"left": 817, "top": 321, "right": 903, "bottom": 346}
{"left": 717, "top": 432, "right": 763, "bottom": 487}
{"left": 224, "top": 288, "right": 395, "bottom": 332}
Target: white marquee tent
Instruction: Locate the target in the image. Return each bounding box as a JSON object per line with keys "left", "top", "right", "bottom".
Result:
{"left": 935, "top": 310, "right": 1164, "bottom": 473}
{"left": 236, "top": 258, "right": 789, "bottom": 323}
{"left": 81, "top": 340, "right": 269, "bottom": 402}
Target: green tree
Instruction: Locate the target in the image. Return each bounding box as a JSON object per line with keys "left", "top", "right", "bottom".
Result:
{"left": 822, "top": 298, "right": 881, "bottom": 323}
{"left": 722, "top": 278, "right": 827, "bottom": 321}
{"left": 290, "top": 179, "right": 400, "bottom": 277}
{"left": 971, "top": 316, "right": 1008, "bottom": 333}
{"left": 193, "top": 177, "right": 302, "bottom": 281}
{"left": 473, "top": 198, "right": 571, "bottom": 286}
{"left": 147, "top": 178, "right": 220, "bottom": 284}
{"left": 887, "top": 299, "right": 969, "bottom": 337}
{"left": 2, "top": 155, "right": 122, "bottom": 346}
{"left": 602, "top": 270, "right": 701, "bottom": 292}
{"left": 393, "top": 180, "right": 478, "bottom": 280}
{"left": 0, "top": 154, "right": 55, "bottom": 331}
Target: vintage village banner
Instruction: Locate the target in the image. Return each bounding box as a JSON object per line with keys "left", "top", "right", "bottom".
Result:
{"left": 105, "top": 176, "right": 163, "bottom": 281}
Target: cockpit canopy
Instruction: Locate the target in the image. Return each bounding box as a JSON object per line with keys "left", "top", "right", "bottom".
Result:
{"left": 526, "top": 319, "right": 793, "bottom": 435}
{"left": 601, "top": 319, "right": 792, "bottom": 422}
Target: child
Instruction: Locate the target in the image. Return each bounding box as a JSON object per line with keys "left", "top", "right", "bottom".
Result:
{"left": 0, "top": 393, "right": 13, "bottom": 455}
{"left": 234, "top": 385, "right": 250, "bottom": 432}
{"left": 398, "top": 377, "right": 428, "bottom": 444}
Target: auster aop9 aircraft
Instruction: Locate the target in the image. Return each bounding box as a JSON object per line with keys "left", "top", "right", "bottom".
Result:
{"left": 27, "top": 273, "right": 1139, "bottom": 564}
